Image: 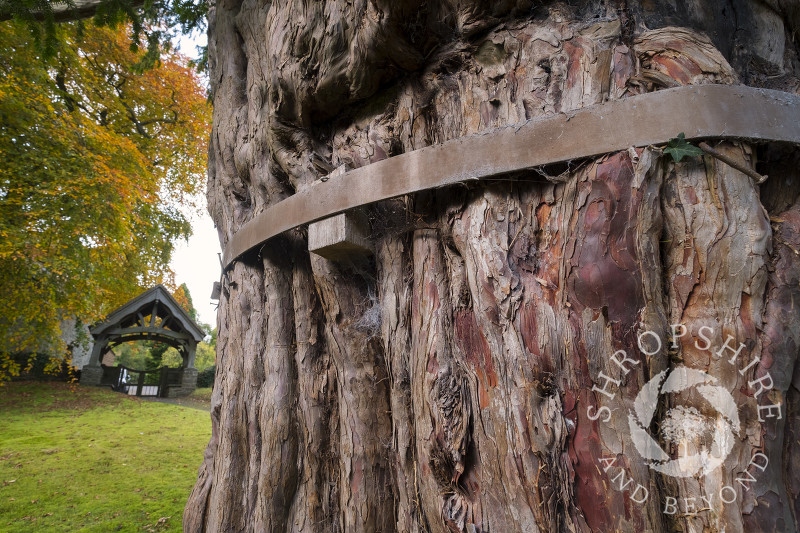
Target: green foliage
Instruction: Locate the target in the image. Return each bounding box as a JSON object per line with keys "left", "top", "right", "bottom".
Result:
{"left": 113, "top": 340, "right": 176, "bottom": 372}
{"left": 160, "top": 346, "right": 184, "bottom": 369}
{"left": 0, "top": 0, "right": 208, "bottom": 66}
{"left": 664, "top": 132, "right": 704, "bottom": 163}
{"left": 194, "top": 320, "right": 216, "bottom": 373}
{"left": 8, "top": 353, "right": 76, "bottom": 381}
{"left": 0, "top": 382, "right": 210, "bottom": 532}
{"left": 0, "top": 0, "right": 63, "bottom": 57}
{"left": 0, "top": 21, "right": 211, "bottom": 377}
{"left": 111, "top": 341, "right": 151, "bottom": 370}
{"left": 194, "top": 341, "right": 215, "bottom": 372}
{"left": 196, "top": 365, "right": 215, "bottom": 388}
{"left": 145, "top": 342, "right": 171, "bottom": 372}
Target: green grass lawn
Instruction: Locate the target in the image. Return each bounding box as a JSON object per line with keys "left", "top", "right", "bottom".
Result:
{"left": 0, "top": 382, "right": 211, "bottom": 532}
{"left": 187, "top": 388, "right": 212, "bottom": 404}
{"left": 157, "top": 388, "right": 213, "bottom": 411}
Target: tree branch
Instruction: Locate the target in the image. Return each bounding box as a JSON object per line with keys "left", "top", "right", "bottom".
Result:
{"left": 698, "top": 142, "right": 768, "bottom": 184}
{"left": 0, "top": 0, "right": 145, "bottom": 23}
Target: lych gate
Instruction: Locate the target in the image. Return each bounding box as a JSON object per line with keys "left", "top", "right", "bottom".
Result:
{"left": 80, "top": 285, "right": 206, "bottom": 397}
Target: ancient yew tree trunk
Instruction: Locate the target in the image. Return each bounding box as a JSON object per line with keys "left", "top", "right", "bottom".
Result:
{"left": 185, "top": 1, "right": 800, "bottom": 531}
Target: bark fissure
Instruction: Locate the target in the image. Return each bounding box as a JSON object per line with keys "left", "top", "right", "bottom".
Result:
{"left": 187, "top": 2, "right": 800, "bottom": 531}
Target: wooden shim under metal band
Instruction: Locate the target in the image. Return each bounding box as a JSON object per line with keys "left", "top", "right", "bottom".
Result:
{"left": 223, "top": 84, "right": 800, "bottom": 269}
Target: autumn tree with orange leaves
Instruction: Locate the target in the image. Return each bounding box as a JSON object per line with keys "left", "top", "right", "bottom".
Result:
{"left": 0, "top": 20, "right": 210, "bottom": 378}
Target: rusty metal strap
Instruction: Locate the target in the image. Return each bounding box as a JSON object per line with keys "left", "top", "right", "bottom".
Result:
{"left": 223, "top": 85, "right": 800, "bottom": 269}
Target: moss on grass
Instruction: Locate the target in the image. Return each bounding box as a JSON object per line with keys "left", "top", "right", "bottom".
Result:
{"left": 0, "top": 382, "right": 210, "bottom": 532}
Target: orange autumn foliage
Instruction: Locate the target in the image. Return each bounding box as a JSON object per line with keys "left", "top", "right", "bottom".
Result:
{"left": 0, "top": 20, "right": 211, "bottom": 377}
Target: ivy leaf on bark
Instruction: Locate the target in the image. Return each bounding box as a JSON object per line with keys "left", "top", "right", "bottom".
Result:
{"left": 664, "top": 132, "right": 704, "bottom": 162}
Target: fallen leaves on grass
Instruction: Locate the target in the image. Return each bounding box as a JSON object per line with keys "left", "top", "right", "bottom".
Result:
{"left": 144, "top": 515, "right": 172, "bottom": 532}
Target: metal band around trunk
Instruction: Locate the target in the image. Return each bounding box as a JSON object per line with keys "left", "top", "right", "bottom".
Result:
{"left": 223, "top": 84, "right": 800, "bottom": 269}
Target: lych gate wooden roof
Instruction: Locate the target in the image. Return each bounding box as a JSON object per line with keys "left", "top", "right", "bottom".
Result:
{"left": 90, "top": 285, "right": 205, "bottom": 347}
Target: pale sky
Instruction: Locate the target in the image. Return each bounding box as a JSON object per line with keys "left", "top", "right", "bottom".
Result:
{"left": 170, "top": 212, "right": 220, "bottom": 328}
{"left": 171, "top": 30, "right": 221, "bottom": 328}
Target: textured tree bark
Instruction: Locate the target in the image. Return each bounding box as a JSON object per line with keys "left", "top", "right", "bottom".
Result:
{"left": 186, "top": 1, "right": 800, "bottom": 531}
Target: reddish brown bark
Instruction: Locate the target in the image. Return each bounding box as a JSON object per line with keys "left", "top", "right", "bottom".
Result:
{"left": 186, "top": 1, "right": 800, "bottom": 531}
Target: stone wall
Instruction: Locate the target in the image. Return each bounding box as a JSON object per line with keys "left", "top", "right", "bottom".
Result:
{"left": 167, "top": 367, "right": 198, "bottom": 398}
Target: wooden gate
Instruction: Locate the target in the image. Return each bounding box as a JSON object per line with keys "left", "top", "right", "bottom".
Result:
{"left": 100, "top": 365, "right": 183, "bottom": 397}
